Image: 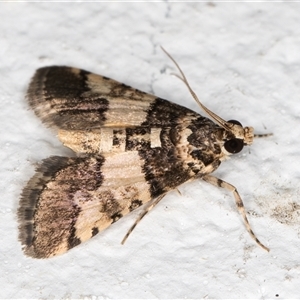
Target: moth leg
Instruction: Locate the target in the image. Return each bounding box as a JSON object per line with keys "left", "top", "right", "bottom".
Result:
{"left": 121, "top": 193, "right": 166, "bottom": 245}
{"left": 175, "top": 188, "right": 182, "bottom": 196}
{"left": 202, "top": 175, "right": 270, "bottom": 252}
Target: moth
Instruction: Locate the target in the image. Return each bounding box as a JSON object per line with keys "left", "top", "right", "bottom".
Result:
{"left": 18, "top": 48, "right": 269, "bottom": 258}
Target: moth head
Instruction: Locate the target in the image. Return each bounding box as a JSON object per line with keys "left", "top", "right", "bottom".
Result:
{"left": 221, "top": 119, "right": 254, "bottom": 155}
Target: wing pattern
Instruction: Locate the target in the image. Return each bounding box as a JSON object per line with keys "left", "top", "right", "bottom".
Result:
{"left": 19, "top": 66, "right": 225, "bottom": 258}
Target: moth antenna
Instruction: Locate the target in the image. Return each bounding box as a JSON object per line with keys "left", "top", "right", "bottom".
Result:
{"left": 161, "top": 46, "right": 231, "bottom": 131}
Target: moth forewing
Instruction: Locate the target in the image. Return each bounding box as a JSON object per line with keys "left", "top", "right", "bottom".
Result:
{"left": 18, "top": 50, "right": 269, "bottom": 258}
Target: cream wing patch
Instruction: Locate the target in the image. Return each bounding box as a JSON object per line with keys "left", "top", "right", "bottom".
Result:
{"left": 72, "top": 151, "right": 151, "bottom": 244}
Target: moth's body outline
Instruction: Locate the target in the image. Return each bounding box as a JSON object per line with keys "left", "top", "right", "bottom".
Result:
{"left": 18, "top": 50, "right": 269, "bottom": 258}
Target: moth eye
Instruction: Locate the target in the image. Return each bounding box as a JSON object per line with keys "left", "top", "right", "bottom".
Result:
{"left": 224, "top": 138, "right": 244, "bottom": 154}
{"left": 227, "top": 119, "right": 242, "bottom": 127}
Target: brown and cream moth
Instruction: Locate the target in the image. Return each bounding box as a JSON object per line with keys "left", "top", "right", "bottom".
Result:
{"left": 18, "top": 49, "right": 269, "bottom": 258}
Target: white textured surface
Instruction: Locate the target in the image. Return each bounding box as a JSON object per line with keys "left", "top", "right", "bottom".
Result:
{"left": 1, "top": 3, "right": 300, "bottom": 299}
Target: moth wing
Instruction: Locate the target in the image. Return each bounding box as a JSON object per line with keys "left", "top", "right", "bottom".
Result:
{"left": 18, "top": 153, "right": 153, "bottom": 258}
{"left": 27, "top": 66, "right": 196, "bottom": 131}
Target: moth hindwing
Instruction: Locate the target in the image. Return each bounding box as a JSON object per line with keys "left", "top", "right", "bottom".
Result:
{"left": 18, "top": 52, "right": 269, "bottom": 258}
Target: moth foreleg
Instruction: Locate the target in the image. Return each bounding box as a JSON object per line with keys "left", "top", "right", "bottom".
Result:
{"left": 121, "top": 193, "right": 166, "bottom": 245}
{"left": 202, "top": 175, "right": 269, "bottom": 252}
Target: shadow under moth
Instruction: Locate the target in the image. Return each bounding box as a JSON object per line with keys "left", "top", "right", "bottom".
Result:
{"left": 18, "top": 48, "right": 269, "bottom": 258}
